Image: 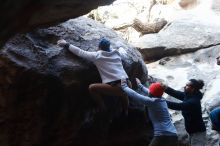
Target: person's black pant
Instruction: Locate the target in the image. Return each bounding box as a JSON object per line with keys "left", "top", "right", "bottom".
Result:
{"left": 149, "top": 135, "right": 178, "bottom": 146}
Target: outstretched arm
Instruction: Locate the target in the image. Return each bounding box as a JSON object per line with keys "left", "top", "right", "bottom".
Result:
{"left": 166, "top": 100, "right": 192, "bottom": 111}
{"left": 136, "top": 78, "right": 149, "bottom": 95}
{"left": 121, "top": 79, "right": 154, "bottom": 106}
{"left": 165, "top": 87, "right": 185, "bottom": 101}
{"left": 57, "top": 39, "right": 97, "bottom": 61}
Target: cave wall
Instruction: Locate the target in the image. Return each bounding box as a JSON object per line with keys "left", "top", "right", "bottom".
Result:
{"left": 0, "top": 0, "right": 115, "bottom": 47}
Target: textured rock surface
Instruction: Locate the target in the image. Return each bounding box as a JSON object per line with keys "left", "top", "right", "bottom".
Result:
{"left": 0, "top": 0, "right": 115, "bottom": 47}
{"left": 134, "top": 14, "right": 220, "bottom": 62}
{"left": 86, "top": 0, "right": 220, "bottom": 45}
{"left": 0, "top": 17, "right": 149, "bottom": 146}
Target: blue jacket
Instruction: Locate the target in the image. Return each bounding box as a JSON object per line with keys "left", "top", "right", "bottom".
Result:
{"left": 165, "top": 87, "right": 206, "bottom": 134}
{"left": 210, "top": 107, "right": 220, "bottom": 131}
{"left": 122, "top": 83, "right": 177, "bottom": 136}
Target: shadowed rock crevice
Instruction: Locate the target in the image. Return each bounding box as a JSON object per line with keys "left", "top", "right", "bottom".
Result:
{"left": 0, "top": 0, "right": 115, "bottom": 47}
{"left": 139, "top": 43, "right": 220, "bottom": 62}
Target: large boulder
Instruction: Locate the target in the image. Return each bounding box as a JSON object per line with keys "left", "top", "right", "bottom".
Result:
{"left": 86, "top": 0, "right": 220, "bottom": 46}
{"left": 0, "top": 0, "right": 115, "bottom": 47}
{"left": 0, "top": 17, "right": 149, "bottom": 146}
{"left": 86, "top": 0, "right": 174, "bottom": 43}
{"left": 134, "top": 14, "right": 220, "bottom": 62}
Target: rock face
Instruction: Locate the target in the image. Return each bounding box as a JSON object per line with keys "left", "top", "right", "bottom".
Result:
{"left": 0, "top": 17, "right": 149, "bottom": 146}
{"left": 134, "top": 15, "right": 220, "bottom": 62}
{"left": 0, "top": 0, "right": 115, "bottom": 47}
{"left": 86, "top": 0, "right": 220, "bottom": 47}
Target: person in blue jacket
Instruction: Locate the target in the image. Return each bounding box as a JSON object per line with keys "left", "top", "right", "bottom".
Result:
{"left": 209, "top": 55, "right": 220, "bottom": 146}
{"left": 162, "top": 79, "right": 206, "bottom": 146}
{"left": 121, "top": 78, "right": 178, "bottom": 146}
{"left": 210, "top": 107, "right": 220, "bottom": 146}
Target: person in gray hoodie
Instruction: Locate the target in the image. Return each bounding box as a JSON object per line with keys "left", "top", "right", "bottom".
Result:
{"left": 210, "top": 107, "right": 220, "bottom": 146}
{"left": 121, "top": 78, "right": 178, "bottom": 146}
{"left": 57, "top": 38, "right": 129, "bottom": 114}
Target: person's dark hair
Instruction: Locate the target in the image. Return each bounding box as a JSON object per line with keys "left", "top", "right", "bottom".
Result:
{"left": 189, "top": 79, "right": 204, "bottom": 90}
{"left": 99, "top": 38, "right": 110, "bottom": 52}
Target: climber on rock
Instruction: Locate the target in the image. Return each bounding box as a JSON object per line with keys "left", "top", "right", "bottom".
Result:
{"left": 57, "top": 38, "right": 130, "bottom": 115}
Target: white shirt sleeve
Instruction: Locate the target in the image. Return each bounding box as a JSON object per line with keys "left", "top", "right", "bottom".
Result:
{"left": 68, "top": 44, "right": 98, "bottom": 61}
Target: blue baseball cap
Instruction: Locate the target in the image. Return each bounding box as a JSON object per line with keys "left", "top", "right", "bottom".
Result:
{"left": 99, "top": 38, "right": 110, "bottom": 52}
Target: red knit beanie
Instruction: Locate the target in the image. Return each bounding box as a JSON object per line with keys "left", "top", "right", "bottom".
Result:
{"left": 149, "top": 82, "right": 164, "bottom": 97}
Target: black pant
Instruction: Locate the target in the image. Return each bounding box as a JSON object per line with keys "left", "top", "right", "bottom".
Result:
{"left": 149, "top": 135, "right": 178, "bottom": 146}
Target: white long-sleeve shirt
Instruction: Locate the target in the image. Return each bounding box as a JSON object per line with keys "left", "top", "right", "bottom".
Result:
{"left": 68, "top": 44, "right": 128, "bottom": 83}
{"left": 122, "top": 83, "right": 177, "bottom": 136}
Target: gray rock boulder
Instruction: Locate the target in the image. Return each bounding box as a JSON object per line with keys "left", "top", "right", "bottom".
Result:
{"left": 133, "top": 15, "right": 220, "bottom": 62}
{"left": 0, "top": 17, "right": 149, "bottom": 146}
